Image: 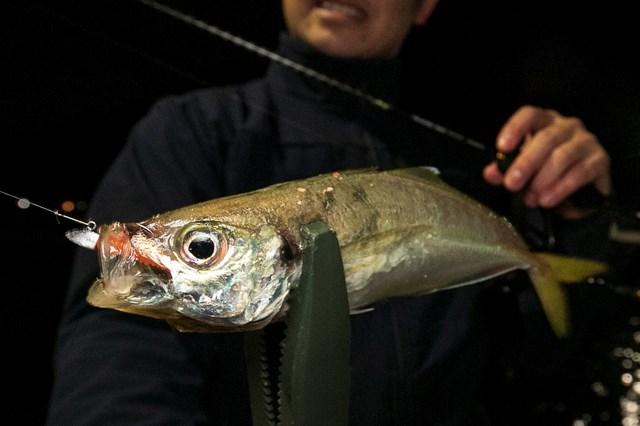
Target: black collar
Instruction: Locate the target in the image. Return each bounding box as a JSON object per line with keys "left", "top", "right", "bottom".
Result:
{"left": 267, "top": 32, "right": 403, "bottom": 109}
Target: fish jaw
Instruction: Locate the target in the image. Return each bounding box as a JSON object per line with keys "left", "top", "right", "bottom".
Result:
{"left": 87, "top": 220, "right": 301, "bottom": 331}
{"left": 87, "top": 222, "right": 174, "bottom": 310}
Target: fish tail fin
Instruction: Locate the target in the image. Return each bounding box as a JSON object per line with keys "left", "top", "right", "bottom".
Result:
{"left": 528, "top": 253, "right": 608, "bottom": 339}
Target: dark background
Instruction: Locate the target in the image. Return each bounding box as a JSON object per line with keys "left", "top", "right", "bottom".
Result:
{"left": 1, "top": 1, "right": 638, "bottom": 424}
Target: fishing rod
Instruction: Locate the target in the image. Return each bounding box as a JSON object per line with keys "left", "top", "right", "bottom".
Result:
{"left": 1, "top": 0, "right": 623, "bottom": 242}
{"left": 136, "top": 0, "right": 488, "bottom": 153}
{"left": 136, "top": 0, "right": 609, "bottom": 211}
{"left": 131, "top": 1, "right": 640, "bottom": 253}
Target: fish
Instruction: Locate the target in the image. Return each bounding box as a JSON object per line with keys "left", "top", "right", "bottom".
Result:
{"left": 70, "top": 167, "right": 608, "bottom": 337}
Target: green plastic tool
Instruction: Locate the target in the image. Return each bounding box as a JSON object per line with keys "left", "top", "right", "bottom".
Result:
{"left": 245, "top": 221, "right": 351, "bottom": 425}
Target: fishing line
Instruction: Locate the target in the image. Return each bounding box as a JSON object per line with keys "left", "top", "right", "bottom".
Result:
{"left": 0, "top": 190, "right": 96, "bottom": 230}
{"left": 136, "top": 0, "right": 488, "bottom": 153}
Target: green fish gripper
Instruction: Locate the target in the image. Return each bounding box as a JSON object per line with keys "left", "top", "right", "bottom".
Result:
{"left": 245, "top": 221, "right": 351, "bottom": 425}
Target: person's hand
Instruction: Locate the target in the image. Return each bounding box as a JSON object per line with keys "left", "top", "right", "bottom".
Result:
{"left": 483, "top": 105, "right": 612, "bottom": 219}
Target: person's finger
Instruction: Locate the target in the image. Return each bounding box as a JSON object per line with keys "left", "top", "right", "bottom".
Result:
{"left": 496, "top": 105, "right": 555, "bottom": 153}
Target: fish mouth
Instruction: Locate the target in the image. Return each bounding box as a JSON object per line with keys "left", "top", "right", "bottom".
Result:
{"left": 89, "top": 222, "right": 174, "bottom": 309}
{"left": 87, "top": 264, "right": 173, "bottom": 310}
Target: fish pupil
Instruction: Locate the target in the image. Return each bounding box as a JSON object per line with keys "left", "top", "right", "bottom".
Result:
{"left": 188, "top": 237, "right": 216, "bottom": 259}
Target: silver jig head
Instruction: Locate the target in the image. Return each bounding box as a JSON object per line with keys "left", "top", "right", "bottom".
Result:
{"left": 1, "top": 189, "right": 99, "bottom": 249}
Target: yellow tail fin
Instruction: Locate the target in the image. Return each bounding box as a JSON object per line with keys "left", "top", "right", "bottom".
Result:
{"left": 528, "top": 253, "right": 608, "bottom": 339}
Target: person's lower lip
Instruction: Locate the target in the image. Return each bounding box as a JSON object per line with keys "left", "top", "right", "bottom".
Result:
{"left": 316, "top": 1, "right": 366, "bottom": 20}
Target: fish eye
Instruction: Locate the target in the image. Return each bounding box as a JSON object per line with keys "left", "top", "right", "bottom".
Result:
{"left": 177, "top": 223, "right": 228, "bottom": 268}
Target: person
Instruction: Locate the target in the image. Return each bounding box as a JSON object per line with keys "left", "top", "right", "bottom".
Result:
{"left": 46, "top": 0, "right": 613, "bottom": 424}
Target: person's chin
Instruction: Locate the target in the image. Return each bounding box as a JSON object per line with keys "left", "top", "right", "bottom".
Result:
{"left": 305, "top": 31, "right": 367, "bottom": 58}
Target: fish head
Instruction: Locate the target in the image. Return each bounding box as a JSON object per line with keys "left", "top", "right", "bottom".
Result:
{"left": 87, "top": 219, "right": 300, "bottom": 332}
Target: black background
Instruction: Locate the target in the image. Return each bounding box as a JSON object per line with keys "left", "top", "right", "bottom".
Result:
{"left": 1, "top": 1, "right": 638, "bottom": 424}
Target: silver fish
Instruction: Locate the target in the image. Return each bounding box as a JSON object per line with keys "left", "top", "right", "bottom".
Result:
{"left": 70, "top": 167, "right": 607, "bottom": 337}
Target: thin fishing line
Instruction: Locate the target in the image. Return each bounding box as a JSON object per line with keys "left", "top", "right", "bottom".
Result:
{"left": 0, "top": 190, "right": 96, "bottom": 229}
{"left": 136, "top": 0, "right": 488, "bottom": 152}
